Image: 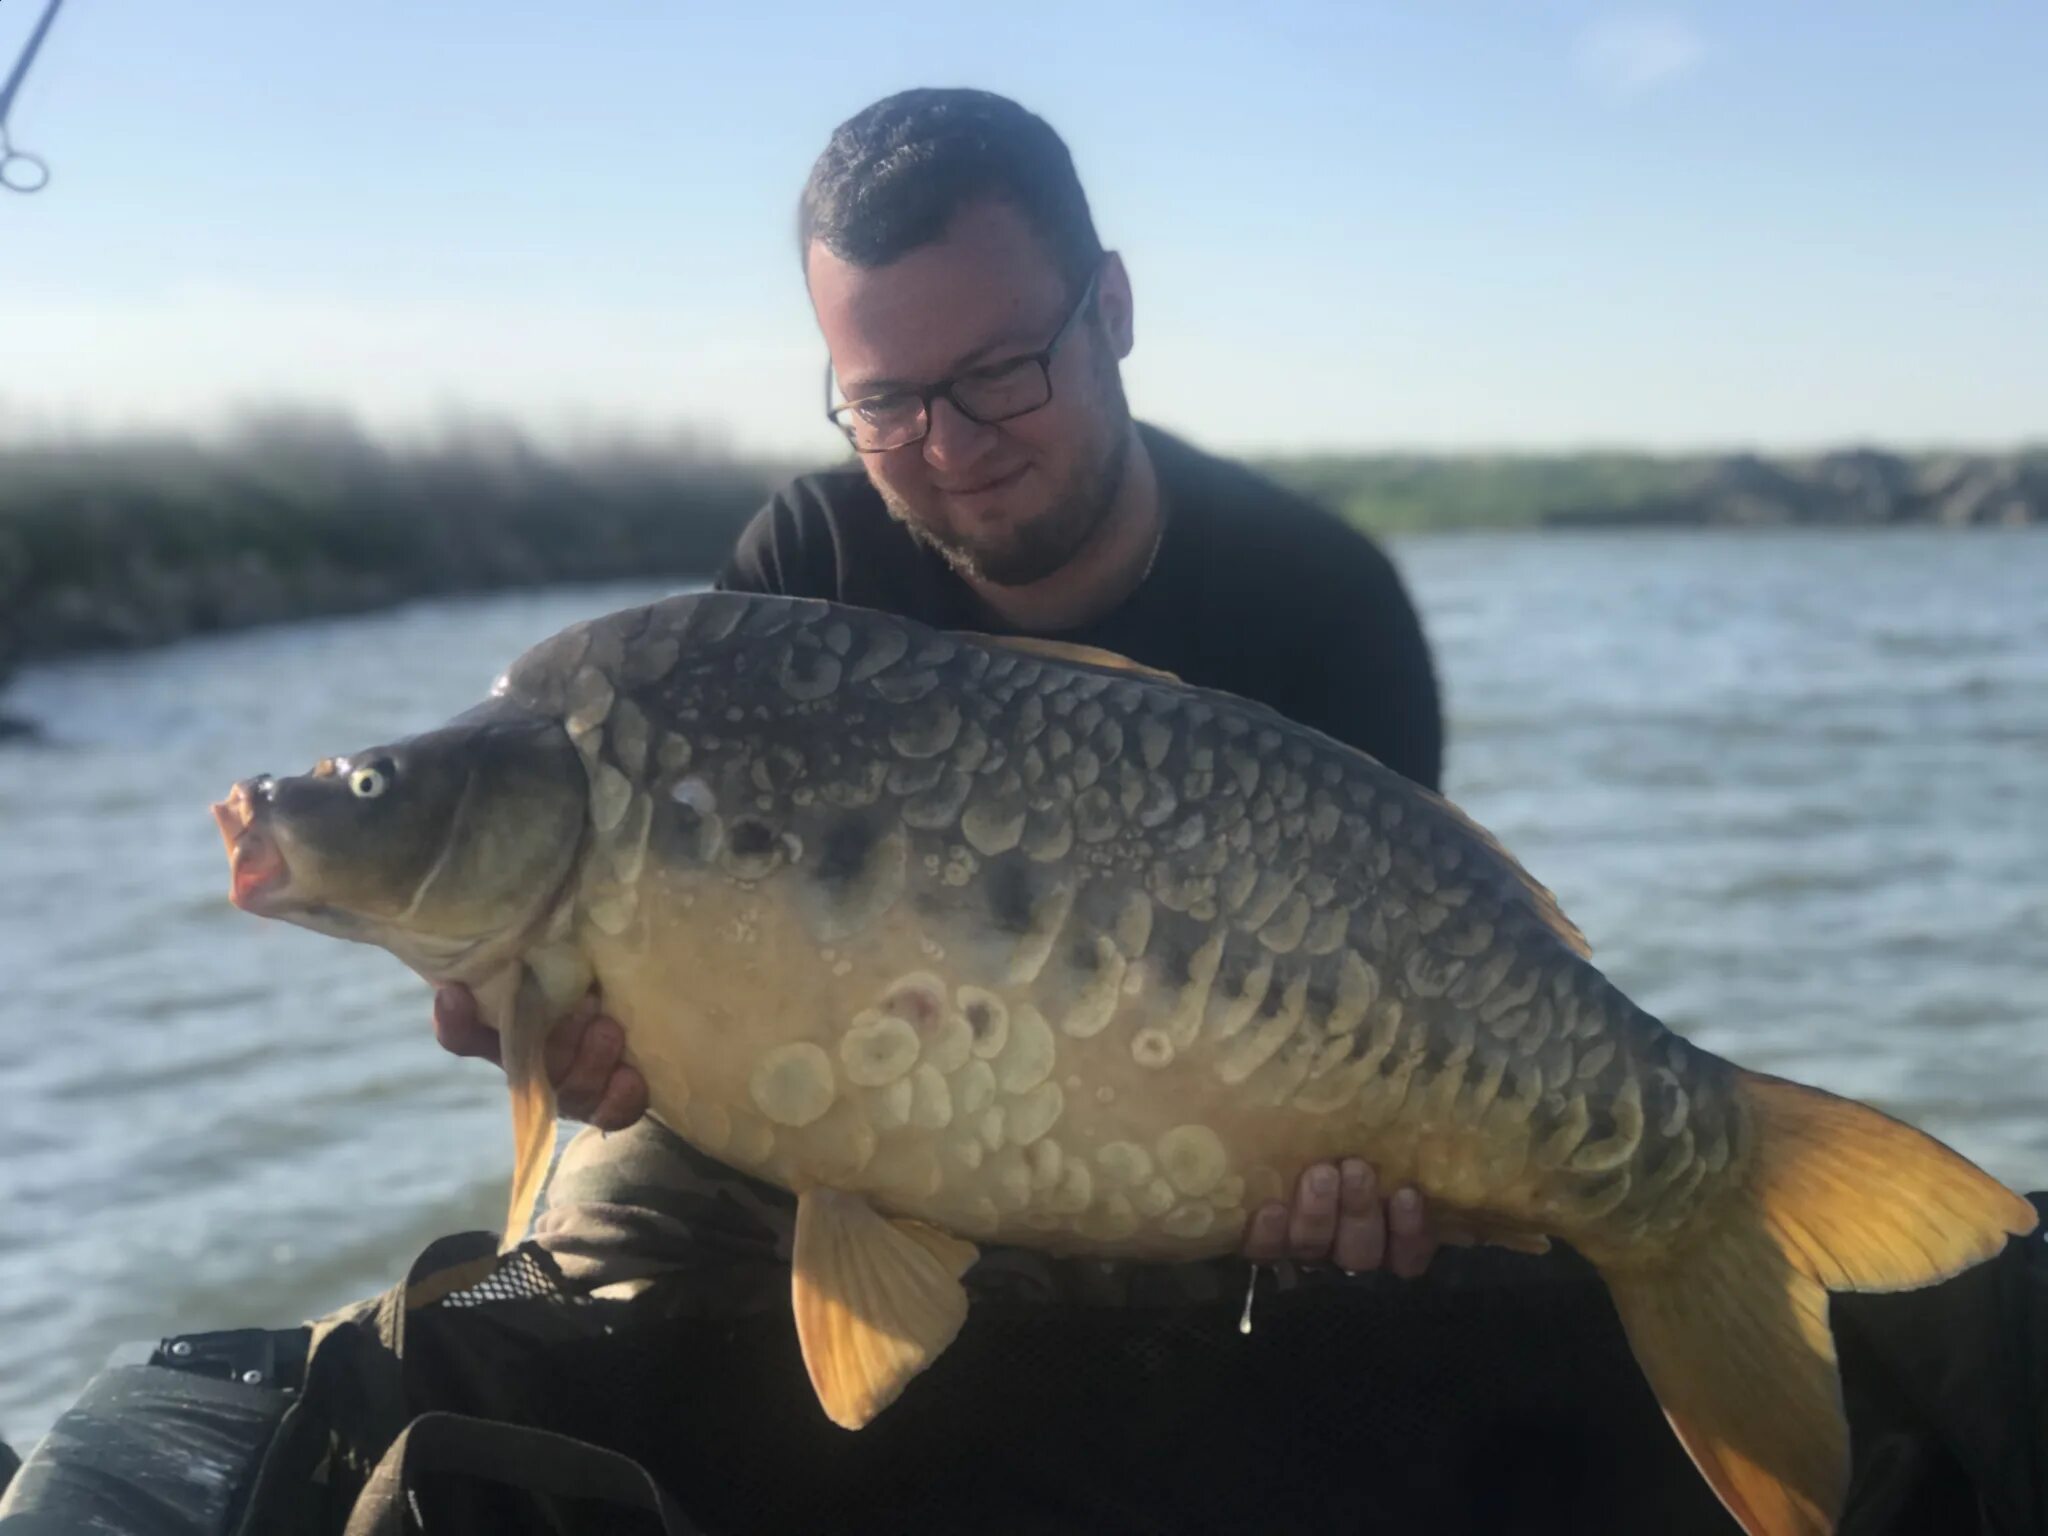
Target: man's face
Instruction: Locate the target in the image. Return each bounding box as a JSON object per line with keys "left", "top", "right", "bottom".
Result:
{"left": 807, "top": 199, "right": 1136, "bottom": 588}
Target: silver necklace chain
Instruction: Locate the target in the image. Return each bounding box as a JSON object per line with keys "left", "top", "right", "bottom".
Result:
{"left": 1134, "top": 496, "right": 1169, "bottom": 587}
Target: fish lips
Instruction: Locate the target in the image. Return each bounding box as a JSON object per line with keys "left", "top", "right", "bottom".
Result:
{"left": 211, "top": 779, "right": 294, "bottom": 914}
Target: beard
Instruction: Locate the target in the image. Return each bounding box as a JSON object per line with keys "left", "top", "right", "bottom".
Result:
{"left": 879, "top": 357, "right": 1133, "bottom": 589}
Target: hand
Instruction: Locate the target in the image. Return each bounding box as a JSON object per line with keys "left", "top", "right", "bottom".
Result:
{"left": 432, "top": 984, "right": 649, "bottom": 1132}
{"left": 1241, "top": 1159, "right": 1444, "bottom": 1278}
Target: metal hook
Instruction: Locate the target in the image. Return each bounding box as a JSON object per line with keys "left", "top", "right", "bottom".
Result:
{"left": 0, "top": 0, "right": 70, "bottom": 195}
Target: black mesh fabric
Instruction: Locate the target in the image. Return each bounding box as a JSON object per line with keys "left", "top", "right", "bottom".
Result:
{"left": 436, "top": 1248, "right": 591, "bottom": 1310}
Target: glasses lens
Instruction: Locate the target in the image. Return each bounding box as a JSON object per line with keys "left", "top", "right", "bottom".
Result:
{"left": 952, "top": 360, "right": 1051, "bottom": 424}
{"left": 838, "top": 395, "right": 924, "bottom": 452}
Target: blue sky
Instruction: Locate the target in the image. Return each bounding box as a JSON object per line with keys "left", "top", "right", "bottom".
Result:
{"left": 2, "top": 1, "right": 2043, "bottom": 456}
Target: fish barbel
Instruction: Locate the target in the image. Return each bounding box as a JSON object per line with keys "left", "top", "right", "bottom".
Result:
{"left": 211, "top": 591, "right": 2035, "bottom": 1536}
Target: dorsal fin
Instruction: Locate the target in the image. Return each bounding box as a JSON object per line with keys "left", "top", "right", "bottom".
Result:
{"left": 959, "top": 632, "right": 1181, "bottom": 684}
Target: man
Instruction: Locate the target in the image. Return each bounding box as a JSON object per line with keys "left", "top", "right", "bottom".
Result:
{"left": 425, "top": 97, "right": 1596, "bottom": 1534}
{"left": 435, "top": 86, "right": 1451, "bottom": 1279}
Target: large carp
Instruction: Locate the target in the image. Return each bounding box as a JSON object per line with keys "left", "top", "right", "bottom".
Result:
{"left": 212, "top": 591, "right": 2033, "bottom": 1536}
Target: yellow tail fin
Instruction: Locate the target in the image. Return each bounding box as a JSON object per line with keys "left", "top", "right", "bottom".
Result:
{"left": 1603, "top": 1072, "right": 2036, "bottom": 1536}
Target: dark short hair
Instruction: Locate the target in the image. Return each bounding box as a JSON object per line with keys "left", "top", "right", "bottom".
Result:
{"left": 798, "top": 89, "right": 1104, "bottom": 294}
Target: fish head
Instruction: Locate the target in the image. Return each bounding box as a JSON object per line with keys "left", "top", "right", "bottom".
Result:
{"left": 212, "top": 701, "right": 588, "bottom": 974}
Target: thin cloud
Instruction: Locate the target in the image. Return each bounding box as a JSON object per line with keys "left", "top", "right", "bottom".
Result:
{"left": 1576, "top": 14, "right": 1706, "bottom": 99}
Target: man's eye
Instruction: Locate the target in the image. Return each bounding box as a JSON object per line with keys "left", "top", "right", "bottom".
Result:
{"left": 962, "top": 359, "right": 1032, "bottom": 385}
{"left": 854, "top": 395, "right": 916, "bottom": 425}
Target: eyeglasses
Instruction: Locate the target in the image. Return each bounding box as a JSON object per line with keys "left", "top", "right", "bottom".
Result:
{"left": 824, "top": 265, "right": 1102, "bottom": 454}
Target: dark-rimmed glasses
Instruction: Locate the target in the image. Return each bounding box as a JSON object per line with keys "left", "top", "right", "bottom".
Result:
{"left": 825, "top": 265, "right": 1102, "bottom": 454}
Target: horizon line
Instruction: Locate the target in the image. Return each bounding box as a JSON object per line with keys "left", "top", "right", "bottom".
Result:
{"left": 0, "top": 406, "right": 2041, "bottom": 465}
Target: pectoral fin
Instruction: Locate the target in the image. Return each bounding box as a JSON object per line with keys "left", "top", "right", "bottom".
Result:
{"left": 791, "top": 1188, "right": 979, "bottom": 1429}
{"left": 474, "top": 967, "right": 560, "bottom": 1255}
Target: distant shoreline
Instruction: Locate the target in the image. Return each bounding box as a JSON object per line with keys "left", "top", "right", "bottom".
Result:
{"left": 3, "top": 430, "right": 2042, "bottom": 692}
{"left": 1254, "top": 445, "right": 2048, "bottom": 535}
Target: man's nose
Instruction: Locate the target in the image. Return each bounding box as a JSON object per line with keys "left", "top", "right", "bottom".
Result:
{"left": 921, "top": 396, "right": 998, "bottom": 471}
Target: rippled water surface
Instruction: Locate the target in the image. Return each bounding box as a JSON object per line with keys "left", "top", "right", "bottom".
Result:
{"left": 2, "top": 529, "right": 2044, "bottom": 1448}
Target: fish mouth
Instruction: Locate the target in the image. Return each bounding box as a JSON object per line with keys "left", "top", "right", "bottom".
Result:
{"left": 212, "top": 781, "right": 292, "bottom": 913}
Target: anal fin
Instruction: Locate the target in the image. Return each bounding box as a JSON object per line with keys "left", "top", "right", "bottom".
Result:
{"left": 791, "top": 1188, "right": 979, "bottom": 1429}
{"left": 1433, "top": 1216, "right": 1552, "bottom": 1256}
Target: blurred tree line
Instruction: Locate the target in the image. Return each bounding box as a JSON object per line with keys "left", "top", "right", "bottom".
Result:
{"left": 1, "top": 413, "right": 2040, "bottom": 687}
{"left": 1258, "top": 447, "right": 2048, "bottom": 533}
{"left": 0, "top": 412, "right": 792, "bottom": 670}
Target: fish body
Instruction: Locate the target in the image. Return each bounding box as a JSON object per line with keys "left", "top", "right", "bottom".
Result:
{"left": 514, "top": 595, "right": 1722, "bottom": 1268}
{"left": 214, "top": 591, "right": 2037, "bottom": 1536}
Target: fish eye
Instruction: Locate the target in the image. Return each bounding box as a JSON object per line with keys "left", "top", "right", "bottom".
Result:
{"left": 349, "top": 758, "right": 396, "bottom": 799}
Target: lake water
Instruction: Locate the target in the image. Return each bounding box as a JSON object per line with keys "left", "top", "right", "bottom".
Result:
{"left": 2, "top": 528, "right": 2044, "bottom": 1451}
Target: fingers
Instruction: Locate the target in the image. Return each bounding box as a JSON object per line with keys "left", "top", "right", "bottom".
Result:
{"left": 432, "top": 985, "right": 500, "bottom": 1064}
{"left": 542, "top": 991, "right": 603, "bottom": 1085}
{"left": 1241, "top": 1163, "right": 1357, "bottom": 1266}
{"left": 543, "top": 991, "right": 650, "bottom": 1131}
{"left": 432, "top": 984, "right": 645, "bottom": 1131}
{"left": 552, "top": 1015, "right": 623, "bottom": 1122}
{"left": 584, "top": 1061, "right": 651, "bottom": 1134}
{"left": 1386, "top": 1185, "right": 1440, "bottom": 1279}
{"left": 1242, "top": 1201, "right": 1291, "bottom": 1262}
{"left": 1285, "top": 1163, "right": 1341, "bottom": 1262}
{"left": 1236, "top": 1159, "right": 1439, "bottom": 1280}
{"left": 1331, "top": 1159, "right": 1387, "bottom": 1274}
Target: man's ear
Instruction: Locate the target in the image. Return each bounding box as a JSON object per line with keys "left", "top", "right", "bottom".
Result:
{"left": 1096, "top": 251, "right": 1135, "bottom": 360}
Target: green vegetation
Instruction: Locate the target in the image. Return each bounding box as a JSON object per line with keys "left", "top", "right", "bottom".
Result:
{"left": 0, "top": 415, "right": 789, "bottom": 667}
{"left": 2, "top": 420, "right": 2040, "bottom": 683}
{"left": 1257, "top": 452, "right": 1699, "bottom": 533}
{"left": 1261, "top": 447, "right": 2048, "bottom": 535}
